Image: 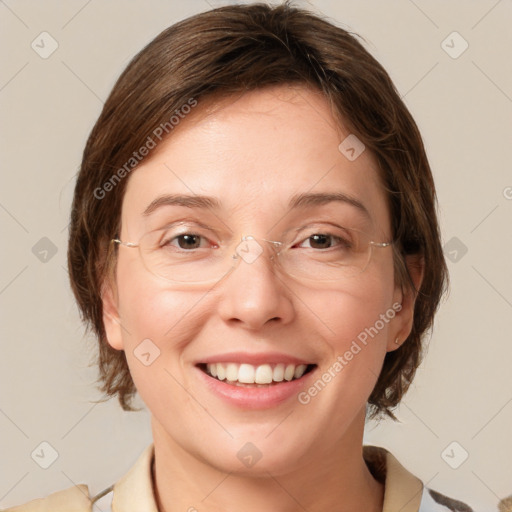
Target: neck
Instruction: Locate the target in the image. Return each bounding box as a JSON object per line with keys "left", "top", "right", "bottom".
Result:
{"left": 151, "top": 412, "right": 384, "bottom": 512}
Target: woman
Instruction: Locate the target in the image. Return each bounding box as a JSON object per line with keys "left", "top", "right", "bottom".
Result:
{"left": 6, "top": 3, "right": 475, "bottom": 511}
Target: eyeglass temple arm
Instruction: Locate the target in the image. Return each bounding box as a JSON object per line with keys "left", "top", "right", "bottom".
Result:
{"left": 371, "top": 241, "right": 392, "bottom": 248}
{"left": 111, "top": 239, "right": 139, "bottom": 248}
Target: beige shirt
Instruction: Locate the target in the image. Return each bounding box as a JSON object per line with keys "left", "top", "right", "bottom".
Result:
{"left": 3, "top": 445, "right": 473, "bottom": 511}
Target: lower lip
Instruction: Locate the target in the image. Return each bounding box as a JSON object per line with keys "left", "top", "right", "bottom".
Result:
{"left": 195, "top": 366, "right": 316, "bottom": 410}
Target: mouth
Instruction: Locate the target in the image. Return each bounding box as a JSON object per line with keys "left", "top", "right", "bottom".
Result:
{"left": 197, "top": 362, "right": 317, "bottom": 387}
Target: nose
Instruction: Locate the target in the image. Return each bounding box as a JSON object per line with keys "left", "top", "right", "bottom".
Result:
{"left": 216, "top": 237, "right": 295, "bottom": 331}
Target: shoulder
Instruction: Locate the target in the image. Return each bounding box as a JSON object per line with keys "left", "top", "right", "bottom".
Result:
{"left": 1, "top": 443, "right": 154, "bottom": 512}
{"left": 1, "top": 484, "right": 93, "bottom": 512}
{"left": 1, "top": 484, "right": 114, "bottom": 512}
{"left": 363, "top": 445, "right": 476, "bottom": 512}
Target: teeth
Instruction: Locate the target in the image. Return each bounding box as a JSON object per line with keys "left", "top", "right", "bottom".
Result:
{"left": 284, "top": 364, "right": 295, "bottom": 381}
{"left": 217, "top": 364, "right": 226, "bottom": 381}
{"left": 273, "top": 363, "right": 285, "bottom": 382}
{"left": 226, "top": 363, "right": 238, "bottom": 381}
{"left": 238, "top": 364, "right": 255, "bottom": 383}
{"left": 205, "top": 362, "right": 309, "bottom": 384}
{"left": 255, "top": 364, "right": 273, "bottom": 384}
{"left": 294, "top": 364, "right": 307, "bottom": 379}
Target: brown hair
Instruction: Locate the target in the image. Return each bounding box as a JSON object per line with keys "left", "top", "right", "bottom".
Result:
{"left": 68, "top": 1, "right": 448, "bottom": 418}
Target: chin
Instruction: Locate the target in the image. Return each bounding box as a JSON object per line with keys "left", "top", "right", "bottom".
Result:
{"left": 189, "top": 427, "right": 312, "bottom": 477}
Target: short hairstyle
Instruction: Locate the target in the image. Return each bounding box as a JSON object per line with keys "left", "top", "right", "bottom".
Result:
{"left": 68, "top": 2, "right": 448, "bottom": 418}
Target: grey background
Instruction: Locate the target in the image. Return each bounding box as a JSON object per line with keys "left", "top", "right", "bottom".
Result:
{"left": 1, "top": 0, "right": 511, "bottom": 509}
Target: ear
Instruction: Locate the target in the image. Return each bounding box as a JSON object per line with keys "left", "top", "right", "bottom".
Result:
{"left": 101, "top": 278, "right": 124, "bottom": 351}
{"left": 387, "top": 254, "right": 424, "bottom": 352}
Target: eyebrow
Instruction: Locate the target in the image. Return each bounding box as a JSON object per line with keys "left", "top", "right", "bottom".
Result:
{"left": 288, "top": 192, "right": 370, "bottom": 218}
{"left": 142, "top": 192, "right": 369, "bottom": 218}
{"left": 143, "top": 194, "right": 221, "bottom": 215}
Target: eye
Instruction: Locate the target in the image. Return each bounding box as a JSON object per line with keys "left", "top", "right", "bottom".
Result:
{"left": 296, "top": 233, "right": 350, "bottom": 250}
{"left": 163, "top": 233, "right": 215, "bottom": 250}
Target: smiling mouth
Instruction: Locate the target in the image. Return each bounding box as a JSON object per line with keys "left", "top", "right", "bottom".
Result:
{"left": 198, "top": 362, "right": 316, "bottom": 387}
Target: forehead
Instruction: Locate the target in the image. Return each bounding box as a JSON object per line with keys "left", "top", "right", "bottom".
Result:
{"left": 121, "top": 85, "right": 390, "bottom": 236}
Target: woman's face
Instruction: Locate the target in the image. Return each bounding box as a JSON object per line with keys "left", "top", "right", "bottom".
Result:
{"left": 103, "top": 85, "right": 412, "bottom": 475}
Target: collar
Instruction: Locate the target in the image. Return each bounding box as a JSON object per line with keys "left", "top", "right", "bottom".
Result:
{"left": 112, "top": 444, "right": 423, "bottom": 512}
{"left": 363, "top": 445, "right": 424, "bottom": 512}
{"left": 112, "top": 444, "right": 158, "bottom": 512}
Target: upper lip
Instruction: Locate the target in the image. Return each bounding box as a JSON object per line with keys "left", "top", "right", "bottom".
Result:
{"left": 196, "top": 351, "right": 314, "bottom": 366}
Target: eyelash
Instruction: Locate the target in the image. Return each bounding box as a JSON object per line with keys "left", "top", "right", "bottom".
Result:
{"left": 295, "top": 233, "right": 350, "bottom": 250}
{"left": 163, "top": 233, "right": 215, "bottom": 250}
{"left": 161, "top": 231, "right": 350, "bottom": 251}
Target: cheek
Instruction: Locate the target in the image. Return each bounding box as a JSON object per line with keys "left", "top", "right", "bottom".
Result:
{"left": 311, "top": 271, "right": 395, "bottom": 344}
{"left": 115, "top": 252, "right": 197, "bottom": 341}
{"left": 306, "top": 273, "right": 395, "bottom": 389}
{"left": 114, "top": 259, "right": 207, "bottom": 382}
{"left": 114, "top": 278, "right": 207, "bottom": 412}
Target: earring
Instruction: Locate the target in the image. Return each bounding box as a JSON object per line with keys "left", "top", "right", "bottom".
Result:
{"left": 395, "top": 337, "right": 400, "bottom": 345}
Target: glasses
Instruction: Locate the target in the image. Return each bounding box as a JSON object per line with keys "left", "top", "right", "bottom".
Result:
{"left": 111, "top": 221, "right": 392, "bottom": 285}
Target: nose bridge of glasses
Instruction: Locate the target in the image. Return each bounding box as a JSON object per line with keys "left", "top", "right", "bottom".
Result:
{"left": 232, "top": 235, "right": 283, "bottom": 265}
